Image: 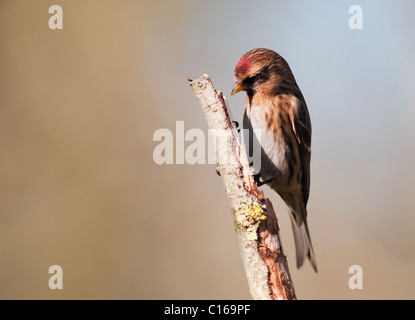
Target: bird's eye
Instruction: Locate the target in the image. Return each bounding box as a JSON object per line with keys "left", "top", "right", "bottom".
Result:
{"left": 244, "top": 68, "right": 269, "bottom": 87}
{"left": 244, "top": 75, "right": 257, "bottom": 86}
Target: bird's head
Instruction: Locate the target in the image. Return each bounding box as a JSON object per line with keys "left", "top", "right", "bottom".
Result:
{"left": 231, "top": 48, "right": 293, "bottom": 97}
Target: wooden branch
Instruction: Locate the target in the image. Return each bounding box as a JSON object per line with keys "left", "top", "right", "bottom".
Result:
{"left": 188, "top": 74, "right": 296, "bottom": 300}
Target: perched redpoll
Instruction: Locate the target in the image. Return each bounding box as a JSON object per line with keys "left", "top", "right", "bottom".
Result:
{"left": 231, "top": 48, "right": 317, "bottom": 272}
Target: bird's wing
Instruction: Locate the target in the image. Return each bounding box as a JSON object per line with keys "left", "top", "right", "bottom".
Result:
{"left": 288, "top": 95, "right": 312, "bottom": 207}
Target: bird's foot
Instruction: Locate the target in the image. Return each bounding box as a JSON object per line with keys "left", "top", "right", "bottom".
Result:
{"left": 254, "top": 174, "right": 273, "bottom": 187}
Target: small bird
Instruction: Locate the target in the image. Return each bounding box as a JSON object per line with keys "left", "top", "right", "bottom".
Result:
{"left": 231, "top": 48, "right": 317, "bottom": 272}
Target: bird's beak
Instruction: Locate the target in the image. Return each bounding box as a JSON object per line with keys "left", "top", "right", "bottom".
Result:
{"left": 231, "top": 82, "right": 246, "bottom": 96}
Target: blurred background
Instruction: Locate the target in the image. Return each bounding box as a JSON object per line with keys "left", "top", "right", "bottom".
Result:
{"left": 1, "top": 0, "right": 414, "bottom": 299}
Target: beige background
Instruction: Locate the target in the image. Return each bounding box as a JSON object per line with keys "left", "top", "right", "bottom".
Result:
{"left": 0, "top": 0, "right": 414, "bottom": 299}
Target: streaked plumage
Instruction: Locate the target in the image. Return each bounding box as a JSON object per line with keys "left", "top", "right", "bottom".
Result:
{"left": 232, "top": 48, "right": 317, "bottom": 272}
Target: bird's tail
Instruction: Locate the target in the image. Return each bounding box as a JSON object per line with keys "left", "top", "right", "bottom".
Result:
{"left": 289, "top": 211, "right": 318, "bottom": 273}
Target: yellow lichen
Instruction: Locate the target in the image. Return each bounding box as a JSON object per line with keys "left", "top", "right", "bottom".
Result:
{"left": 235, "top": 200, "right": 267, "bottom": 241}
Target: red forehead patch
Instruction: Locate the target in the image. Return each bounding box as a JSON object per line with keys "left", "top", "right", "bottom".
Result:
{"left": 235, "top": 55, "right": 252, "bottom": 75}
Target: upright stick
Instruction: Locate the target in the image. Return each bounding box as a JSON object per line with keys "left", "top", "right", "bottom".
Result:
{"left": 188, "top": 74, "right": 296, "bottom": 300}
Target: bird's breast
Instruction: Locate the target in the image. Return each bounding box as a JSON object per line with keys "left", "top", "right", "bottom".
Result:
{"left": 243, "top": 101, "right": 300, "bottom": 191}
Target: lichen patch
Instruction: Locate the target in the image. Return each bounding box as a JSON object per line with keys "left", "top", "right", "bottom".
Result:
{"left": 235, "top": 200, "right": 267, "bottom": 241}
